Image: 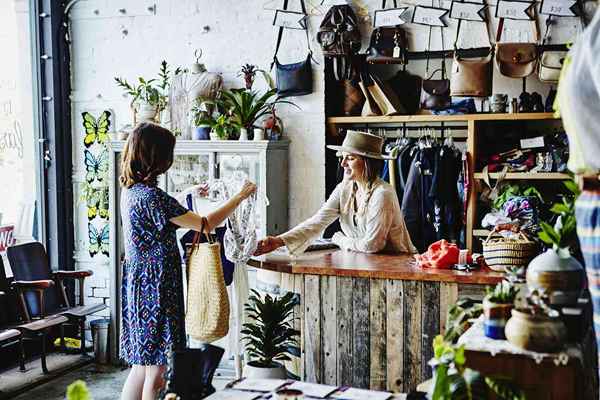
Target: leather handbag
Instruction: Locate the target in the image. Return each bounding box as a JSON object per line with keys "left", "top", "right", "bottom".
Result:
{"left": 317, "top": 4, "right": 362, "bottom": 57}
{"left": 387, "top": 65, "right": 422, "bottom": 114}
{"left": 495, "top": 17, "right": 540, "bottom": 78}
{"left": 538, "top": 16, "right": 566, "bottom": 84}
{"left": 358, "top": 73, "right": 381, "bottom": 116}
{"left": 272, "top": 0, "right": 313, "bottom": 97}
{"left": 185, "top": 217, "right": 230, "bottom": 342}
{"left": 421, "top": 26, "right": 451, "bottom": 110}
{"left": 367, "top": 0, "right": 408, "bottom": 64}
{"left": 450, "top": 19, "right": 493, "bottom": 97}
{"left": 367, "top": 73, "right": 406, "bottom": 115}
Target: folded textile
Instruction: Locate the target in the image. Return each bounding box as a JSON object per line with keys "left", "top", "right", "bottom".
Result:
{"left": 414, "top": 239, "right": 472, "bottom": 269}
{"left": 431, "top": 98, "right": 477, "bottom": 115}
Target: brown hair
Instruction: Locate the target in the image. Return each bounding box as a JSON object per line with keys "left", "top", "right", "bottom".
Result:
{"left": 119, "top": 122, "right": 176, "bottom": 188}
{"left": 362, "top": 156, "right": 384, "bottom": 184}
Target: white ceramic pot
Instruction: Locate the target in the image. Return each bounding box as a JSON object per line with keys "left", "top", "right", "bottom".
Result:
{"left": 243, "top": 361, "right": 286, "bottom": 379}
{"left": 209, "top": 129, "right": 221, "bottom": 140}
{"left": 526, "top": 249, "right": 584, "bottom": 306}
{"left": 137, "top": 102, "right": 159, "bottom": 122}
{"left": 253, "top": 128, "right": 265, "bottom": 141}
{"left": 239, "top": 127, "right": 249, "bottom": 141}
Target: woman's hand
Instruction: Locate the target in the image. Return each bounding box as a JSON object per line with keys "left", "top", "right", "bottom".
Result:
{"left": 254, "top": 236, "right": 285, "bottom": 256}
{"left": 193, "top": 183, "right": 209, "bottom": 198}
{"left": 235, "top": 181, "right": 257, "bottom": 202}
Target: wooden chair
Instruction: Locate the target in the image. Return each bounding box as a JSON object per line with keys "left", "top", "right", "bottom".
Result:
{"left": 6, "top": 242, "right": 105, "bottom": 372}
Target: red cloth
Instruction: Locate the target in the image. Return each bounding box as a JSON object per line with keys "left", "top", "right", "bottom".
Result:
{"left": 414, "top": 240, "right": 471, "bottom": 269}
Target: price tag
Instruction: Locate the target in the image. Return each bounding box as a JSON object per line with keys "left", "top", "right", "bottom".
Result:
{"left": 322, "top": 0, "right": 348, "bottom": 5}
{"left": 520, "top": 136, "right": 545, "bottom": 149}
{"left": 540, "top": 0, "right": 577, "bottom": 16}
{"left": 373, "top": 7, "right": 409, "bottom": 27}
{"left": 273, "top": 10, "right": 307, "bottom": 30}
{"left": 495, "top": 0, "right": 535, "bottom": 20}
{"left": 412, "top": 5, "right": 448, "bottom": 27}
{"left": 450, "top": 1, "right": 487, "bottom": 21}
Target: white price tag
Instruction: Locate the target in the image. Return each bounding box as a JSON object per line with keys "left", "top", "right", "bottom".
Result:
{"left": 495, "top": 0, "right": 535, "bottom": 20}
{"left": 450, "top": 1, "right": 487, "bottom": 21}
{"left": 540, "top": 0, "right": 577, "bottom": 16}
{"left": 520, "top": 136, "right": 545, "bottom": 149}
{"left": 273, "top": 10, "right": 307, "bottom": 30}
{"left": 373, "top": 8, "right": 409, "bottom": 27}
{"left": 412, "top": 5, "right": 448, "bottom": 27}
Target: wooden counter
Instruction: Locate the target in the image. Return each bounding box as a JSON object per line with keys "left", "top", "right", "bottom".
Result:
{"left": 249, "top": 250, "right": 504, "bottom": 284}
{"left": 248, "top": 250, "right": 505, "bottom": 394}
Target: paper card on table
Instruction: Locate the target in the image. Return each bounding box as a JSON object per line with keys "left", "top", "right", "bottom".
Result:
{"left": 332, "top": 387, "right": 393, "bottom": 400}
{"left": 286, "top": 381, "right": 339, "bottom": 398}
{"left": 204, "top": 390, "right": 262, "bottom": 400}
{"left": 232, "top": 379, "right": 288, "bottom": 392}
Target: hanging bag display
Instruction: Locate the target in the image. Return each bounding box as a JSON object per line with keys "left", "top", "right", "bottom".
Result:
{"left": 185, "top": 217, "right": 230, "bottom": 342}
{"left": 494, "top": 16, "right": 540, "bottom": 78}
{"left": 336, "top": 58, "right": 366, "bottom": 116}
{"left": 421, "top": 26, "right": 451, "bottom": 110}
{"left": 317, "top": 4, "right": 362, "bottom": 57}
{"left": 451, "top": 18, "right": 494, "bottom": 97}
{"left": 367, "top": 73, "right": 407, "bottom": 115}
{"left": 538, "top": 16, "right": 567, "bottom": 84}
{"left": 272, "top": 0, "right": 313, "bottom": 97}
{"left": 358, "top": 72, "right": 382, "bottom": 116}
{"left": 366, "top": 0, "right": 409, "bottom": 64}
{"left": 387, "top": 63, "right": 422, "bottom": 114}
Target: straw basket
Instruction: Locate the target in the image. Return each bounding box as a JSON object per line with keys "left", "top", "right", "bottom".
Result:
{"left": 185, "top": 218, "right": 230, "bottom": 342}
{"left": 482, "top": 229, "right": 538, "bottom": 272}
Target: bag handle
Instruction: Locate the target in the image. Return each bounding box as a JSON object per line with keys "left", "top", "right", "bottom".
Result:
{"left": 425, "top": 15, "right": 447, "bottom": 79}
{"left": 191, "top": 216, "right": 214, "bottom": 247}
{"left": 484, "top": 225, "right": 531, "bottom": 244}
{"left": 496, "top": 15, "right": 540, "bottom": 44}
{"left": 453, "top": 2, "right": 493, "bottom": 52}
{"left": 482, "top": 164, "right": 508, "bottom": 191}
{"left": 271, "top": 0, "right": 312, "bottom": 69}
{"left": 381, "top": 0, "right": 398, "bottom": 9}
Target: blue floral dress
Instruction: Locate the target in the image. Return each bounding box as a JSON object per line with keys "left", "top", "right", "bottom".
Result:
{"left": 120, "top": 183, "right": 189, "bottom": 365}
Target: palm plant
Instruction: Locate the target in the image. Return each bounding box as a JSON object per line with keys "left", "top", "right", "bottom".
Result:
{"left": 241, "top": 289, "right": 299, "bottom": 368}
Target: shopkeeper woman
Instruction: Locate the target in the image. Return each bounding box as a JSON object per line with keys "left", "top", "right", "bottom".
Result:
{"left": 118, "top": 122, "right": 256, "bottom": 400}
{"left": 254, "top": 130, "right": 416, "bottom": 256}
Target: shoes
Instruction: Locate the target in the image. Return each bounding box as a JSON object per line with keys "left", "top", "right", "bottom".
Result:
{"left": 531, "top": 92, "right": 544, "bottom": 112}
{"left": 518, "top": 92, "right": 532, "bottom": 113}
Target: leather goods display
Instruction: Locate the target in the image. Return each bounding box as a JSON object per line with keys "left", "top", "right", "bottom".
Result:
{"left": 387, "top": 65, "right": 422, "bottom": 114}
{"left": 495, "top": 17, "right": 540, "bottom": 78}
{"left": 451, "top": 19, "right": 493, "bottom": 97}
{"left": 367, "top": 1, "right": 408, "bottom": 64}
{"left": 272, "top": 0, "right": 313, "bottom": 96}
{"left": 185, "top": 217, "right": 230, "bottom": 343}
{"left": 317, "top": 4, "right": 362, "bottom": 57}
{"left": 538, "top": 17, "right": 566, "bottom": 84}
{"left": 368, "top": 73, "right": 406, "bottom": 115}
{"left": 421, "top": 26, "right": 451, "bottom": 110}
{"left": 358, "top": 73, "right": 381, "bottom": 116}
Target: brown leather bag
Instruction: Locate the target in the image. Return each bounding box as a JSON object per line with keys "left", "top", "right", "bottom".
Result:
{"left": 387, "top": 66, "right": 422, "bottom": 114}
{"left": 450, "top": 19, "right": 493, "bottom": 97}
{"left": 420, "top": 26, "right": 451, "bottom": 111}
{"left": 317, "top": 4, "right": 362, "bottom": 58}
{"left": 366, "top": 1, "right": 408, "bottom": 64}
{"left": 494, "top": 17, "right": 540, "bottom": 79}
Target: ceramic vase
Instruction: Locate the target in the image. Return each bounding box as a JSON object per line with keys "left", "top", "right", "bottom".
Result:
{"left": 505, "top": 308, "right": 567, "bottom": 352}
{"left": 253, "top": 128, "right": 265, "bottom": 141}
{"left": 137, "top": 102, "right": 159, "bottom": 123}
{"left": 242, "top": 361, "right": 286, "bottom": 379}
{"left": 239, "top": 127, "right": 249, "bottom": 141}
{"left": 483, "top": 297, "right": 513, "bottom": 339}
{"left": 192, "top": 126, "right": 210, "bottom": 140}
{"left": 526, "top": 249, "right": 584, "bottom": 306}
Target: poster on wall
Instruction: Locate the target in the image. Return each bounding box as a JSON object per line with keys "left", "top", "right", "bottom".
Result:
{"left": 412, "top": 5, "right": 448, "bottom": 26}
{"left": 450, "top": 1, "right": 487, "bottom": 21}
{"left": 495, "top": 0, "right": 536, "bottom": 20}
{"left": 540, "top": 0, "right": 577, "bottom": 16}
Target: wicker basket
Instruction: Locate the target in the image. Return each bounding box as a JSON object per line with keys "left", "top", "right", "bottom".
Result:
{"left": 482, "top": 229, "right": 538, "bottom": 272}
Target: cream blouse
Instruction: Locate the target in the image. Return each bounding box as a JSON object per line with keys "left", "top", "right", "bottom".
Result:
{"left": 280, "top": 178, "right": 416, "bottom": 255}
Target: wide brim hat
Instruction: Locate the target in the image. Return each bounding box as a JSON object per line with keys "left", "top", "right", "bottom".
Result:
{"left": 326, "top": 130, "right": 391, "bottom": 160}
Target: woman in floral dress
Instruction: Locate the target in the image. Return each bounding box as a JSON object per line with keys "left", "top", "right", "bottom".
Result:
{"left": 119, "top": 122, "right": 256, "bottom": 400}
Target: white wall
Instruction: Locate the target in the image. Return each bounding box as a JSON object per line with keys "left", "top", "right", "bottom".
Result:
{"left": 67, "top": 0, "right": 593, "bottom": 307}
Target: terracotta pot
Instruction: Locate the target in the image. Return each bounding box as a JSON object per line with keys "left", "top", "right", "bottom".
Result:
{"left": 483, "top": 297, "right": 513, "bottom": 339}
{"left": 242, "top": 360, "right": 287, "bottom": 379}
{"left": 505, "top": 308, "right": 567, "bottom": 352}
{"left": 526, "top": 249, "right": 584, "bottom": 306}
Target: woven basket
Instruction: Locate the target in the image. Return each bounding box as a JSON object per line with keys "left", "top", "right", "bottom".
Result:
{"left": 185, "top": 218, "right": 230, "bottom": 342}
{"left": 483, "top": 229, "right": 538, "bottom": 272}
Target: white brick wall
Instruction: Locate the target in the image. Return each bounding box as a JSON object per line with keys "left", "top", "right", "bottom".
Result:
{"left": 68, "top": 0, "right": 590, "bottom": 308}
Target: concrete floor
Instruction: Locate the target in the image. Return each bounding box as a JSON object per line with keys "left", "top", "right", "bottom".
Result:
{"left": 2, "top": 357, "right": 234, "bottom": 400}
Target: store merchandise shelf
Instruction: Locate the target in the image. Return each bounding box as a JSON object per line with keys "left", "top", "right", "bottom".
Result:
{"left": 327, "top": 112, "right": 558, "bottom": 125}
{"left": 473, "top": 172, "right": 571, "bottom": 180}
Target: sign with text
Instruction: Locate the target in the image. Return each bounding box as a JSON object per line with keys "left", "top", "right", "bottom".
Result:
{"left": 322, "top": 0, "right": 348, "bottom": 5}
{"left": 495, "top": 0, "right": 535, "bottom": 20}
{"left": 412, "top": 5, "right": 448, "bottom": 26}
{"left": 0, "top": 225, "right": 15, "bottom": 253}
{"left": 273, "top": 10, "right": 307, "bottom": 29}
{"left": 373, "top": 7, "right": 409, "bottom": 27}
{"left": 450, "top": 1, "right": 487, "bottom": 21}
{"left": 540, "top": 0, "right": 577, "bottom": 16}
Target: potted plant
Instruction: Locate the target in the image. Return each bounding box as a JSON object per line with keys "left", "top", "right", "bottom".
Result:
{"left": 527, "top": 179, "right": 584, "bottom": 306}
{"left": 190, "top": 101, "right": 211, "bottom": 140}
{"left": 114, "top": 61, "right": 179, "bottom": 124}
{"left": 483, "top": 281, "right": 519, "bottom": 339}
{"left": 238, "top": 63, "right": 274, "bottom": 91}
{"left": 241, "top": 289, "right": 299, "bottom": 379}
{"left": 194, "top": 114, "right": 238, "bottom": 140}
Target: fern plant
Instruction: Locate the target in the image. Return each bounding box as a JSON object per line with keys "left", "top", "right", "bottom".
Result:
{"left": 241, "top": 290, "right": 299, "bottom": 368}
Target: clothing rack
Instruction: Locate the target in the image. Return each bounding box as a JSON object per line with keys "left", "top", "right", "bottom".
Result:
{"left": 342, "top": 123, "right": 469, "bottom": 139}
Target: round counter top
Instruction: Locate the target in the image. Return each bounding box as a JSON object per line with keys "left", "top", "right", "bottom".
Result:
{"left": 248, "top": 249, "right": 505, "bottom": 285}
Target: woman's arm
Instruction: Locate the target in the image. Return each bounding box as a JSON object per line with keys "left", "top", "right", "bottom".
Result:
{"left": 170, "top": 181, "right": 256, "bottom": 232}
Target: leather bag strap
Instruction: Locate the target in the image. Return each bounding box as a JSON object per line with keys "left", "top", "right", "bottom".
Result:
{"left": 496, "top": 15, "right": 540, "bottom": 43}
{"left": 271, "top": 0, "right": 311, "bottom": 69}
{"left": 381, "top": 0, "right": 398, "bottom": 9}
{"left": 191, "top": 216, "right": 213, "bottom": 246}
{"left": 453, "top": 2, "right": 493, "bottom": 51}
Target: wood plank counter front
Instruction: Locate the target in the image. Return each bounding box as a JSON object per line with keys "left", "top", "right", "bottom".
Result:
{"left": 248, "top": 250, "right": 504, "bottom": 394}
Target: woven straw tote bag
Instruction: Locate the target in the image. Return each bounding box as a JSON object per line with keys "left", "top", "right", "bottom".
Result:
{"left": 185, "top": 217, "right": 230, "bottom": 342}
{"left": 482, "top": 227, "right": 537, "bottom": 272}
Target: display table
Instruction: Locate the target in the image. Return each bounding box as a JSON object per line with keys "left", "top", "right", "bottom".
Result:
{"left": 248, "top": 249, "right": 504, "bottom": 393}
{"left": 457, "top": 318, "right": 597, "bottom": 400}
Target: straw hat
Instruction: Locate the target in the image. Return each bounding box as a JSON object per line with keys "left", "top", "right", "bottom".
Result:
{"left": 326, "top": 130, "right": 390, "bottom": 160}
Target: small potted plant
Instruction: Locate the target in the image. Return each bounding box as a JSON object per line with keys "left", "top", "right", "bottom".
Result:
{"left": 483, "top": 281, "right": 519, "bottom": 339}
{"left": 114, "top": 61, "right": 179, "bottom": 124}
{"left": 194, "top": 114, "right": 238, "bottom": 140}
{"left": 241, "top": 290, "right": 299, "bottom": 379}
{"left": 190, "top": 101, "right": 211, "bottom": 140}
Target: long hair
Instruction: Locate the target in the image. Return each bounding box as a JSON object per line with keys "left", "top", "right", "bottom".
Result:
{"left": 342, "top": 155, "right": 384, "bottom": 215}
{"left": 119, "top": 122, "right": 176, "bottom": 188}
{"left": 362, "top": 156, "right": 384, "bottom": 184}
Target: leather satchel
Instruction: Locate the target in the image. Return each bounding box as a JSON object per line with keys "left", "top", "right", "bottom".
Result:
{"left": 368, "top": 74, "right": 406, "bottom": 115}
{"left": 494, "top": 18, "right": 540, "bottom": 79}
{"left": 358, "top": 74, "right": 381, "bottom": 116}
{"left": 272, "top": 0, "right": 313, "bottom": 97}
{"left": 317, "top": 4, "right": 362, "bottom": 57}
{"left": 538, "top": 51, "right": 566, "bottom": 83}
{"left": 387, "top": 66, "right": 422, "bottom": 114}
{"left": 421, "top": 70, "right": 451, "bottom": 110}
{"left": 366, "top": 0, "right": 408, "bottom": 64}
{"left": 450, "top": 19, "right": 493, "bottom": 97}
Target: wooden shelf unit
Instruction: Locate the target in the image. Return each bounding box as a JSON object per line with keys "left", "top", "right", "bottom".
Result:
{"left": 326, "top": 112, "right": 565, "bottom": 251}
